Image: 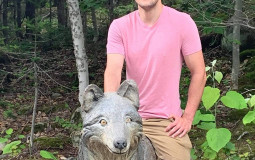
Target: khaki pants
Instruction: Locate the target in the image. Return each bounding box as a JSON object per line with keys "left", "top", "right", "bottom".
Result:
{"left": 142, "top": 118, "right": 192, "bottom": 160}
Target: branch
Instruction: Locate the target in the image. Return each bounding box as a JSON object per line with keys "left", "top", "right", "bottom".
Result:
{"left": 36, "top": 65, "right": 73, "bottom": 91}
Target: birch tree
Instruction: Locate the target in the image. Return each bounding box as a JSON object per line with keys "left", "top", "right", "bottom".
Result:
{"left": 232, "top": 0, "right": 242, "bottom": 90}
{"left": 66, "top": 0, "right": 89, "bottom": 105}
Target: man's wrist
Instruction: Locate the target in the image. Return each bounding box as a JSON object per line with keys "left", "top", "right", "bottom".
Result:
{"left": 182, "top": 111, "right": 195, "bottom": 123}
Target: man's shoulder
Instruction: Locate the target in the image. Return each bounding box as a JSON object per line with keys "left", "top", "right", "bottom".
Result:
{"left": 112, "top": 10, "right": 137, "bottom": 27}
{"left": 164, "top": 6, "right": 192, "bottom": 20}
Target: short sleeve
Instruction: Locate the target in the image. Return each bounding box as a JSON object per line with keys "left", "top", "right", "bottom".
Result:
{"left": 181, "top": 15, "right": 202, "bottom": 56}
{"left": 106, "top": 20, "right": 125, "bottom": 55}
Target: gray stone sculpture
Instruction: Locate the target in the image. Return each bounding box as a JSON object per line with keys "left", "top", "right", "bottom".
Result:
{"left": 78, "top": 80, "right": 157, "bottom": 160}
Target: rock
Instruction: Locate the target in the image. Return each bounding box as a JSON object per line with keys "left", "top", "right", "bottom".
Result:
{"left": 52, "top": 93, "right": 62, "bottom": 98}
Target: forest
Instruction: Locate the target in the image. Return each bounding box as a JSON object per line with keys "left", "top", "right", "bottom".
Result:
{"left": 0, "top": 0, "right": 255, "bottom": 159}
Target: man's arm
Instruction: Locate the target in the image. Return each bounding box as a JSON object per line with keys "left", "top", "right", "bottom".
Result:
{"left": 104, "top": 54, "right": 125, "bottom": 92}
{"left": 165, "top": 50, "right": 206, "bottom": 138}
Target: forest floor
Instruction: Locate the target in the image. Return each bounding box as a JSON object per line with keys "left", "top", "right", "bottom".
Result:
{"left": 0, "top": 41, "right": 255, "bottom": 159}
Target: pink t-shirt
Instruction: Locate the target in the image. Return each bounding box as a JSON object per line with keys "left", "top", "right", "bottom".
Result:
{"left": 106, "top": 6, "right": 202, "bottom": 119}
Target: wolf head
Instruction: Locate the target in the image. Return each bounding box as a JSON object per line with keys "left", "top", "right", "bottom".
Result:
{"left": 80, "top": 80, "right": 142, "bottom": 155}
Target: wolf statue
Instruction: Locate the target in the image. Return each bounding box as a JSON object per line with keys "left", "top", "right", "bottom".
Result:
{"left": 77, "top": 80, "right": 157, "bottom": 160}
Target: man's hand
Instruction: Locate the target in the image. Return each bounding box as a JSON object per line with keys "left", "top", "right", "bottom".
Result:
{"left": 165, "top": 115, "right": 193, "bottom": 138}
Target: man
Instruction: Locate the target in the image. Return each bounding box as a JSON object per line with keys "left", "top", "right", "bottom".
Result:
{"left": 104, "top": 0, "right": 206, "bottom": 159}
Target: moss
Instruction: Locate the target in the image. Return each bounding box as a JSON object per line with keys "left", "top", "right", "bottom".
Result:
{"left": 239, "top": 57, "right": 255, "bottom": 93}
{"left": 23, "top": 123, "right": 47, "bottom": 133}
{"left": 38, "top": 103, "right": 69, "bottom": 114}
{"left": 34, "top": 135, "right": 71, "bottom": 149}
{"left": 240, "top": 49, "right": 255, "bottom": 62}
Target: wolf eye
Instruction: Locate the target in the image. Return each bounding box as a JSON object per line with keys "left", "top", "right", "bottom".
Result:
{"left": 126, "top": 117, "right": 132, "bottom": 123}
{"left": 100, "top": 119, "right": 107, "bottom": 126}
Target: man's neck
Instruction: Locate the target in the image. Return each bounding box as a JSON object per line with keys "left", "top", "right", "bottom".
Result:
{"left": 137, "top": 2, "right": 163, "bottom": 27}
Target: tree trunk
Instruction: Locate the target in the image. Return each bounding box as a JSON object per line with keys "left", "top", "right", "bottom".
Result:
{"left": 232, "top": 0, "right": 242, "bottom": 90}
{"left": 57, "top": 0, "right": 66, "bottom": 28}
{"left": 109, "top": 0, "right": 114, "bottom": 23}
{"left": 66, "top": 0, "right": 89, "bottom": 105}
{"left": 2, "top": 0, "right": 8, "bottom": 44}
{"left": 16, "top": 0, "right": 22, "bottom": 38}
{"left": 82, "top": 11, "right": 87, "bottom": 48}
{"left": 0, "top": 0, "right": 2, "bottom": 24}
{"left": 25, "top": 0, "right": 35, "bottom": 38}
{"left": 13, "top": 0, "right": 16, "bottom": 26}
{"left": 91, "top": 7, "right": 99, "bottom": 42}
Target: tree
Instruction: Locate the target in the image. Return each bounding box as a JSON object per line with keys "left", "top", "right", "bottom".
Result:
{"left": 232, "top": 0, "right": 242, "bottom": 90}
{"left": 57, "top": 0, "right": 66, "bottom": 28}
{"left": 25, "top": 0, "right": 35, "bottom": 38}
{"left": 109, "top": 0, "right": 114, "bottom": 23}
{"left": 2, "top": 0, "right": 8, "bottom": 44}
{"left": 91, "top": 7, "right": 99, "bottom": 42}
{"left": 16, "top": 0, "right": 22, "bottom": 38}
{"left": 66, "top": 0, "right": 89, "bottom": 106}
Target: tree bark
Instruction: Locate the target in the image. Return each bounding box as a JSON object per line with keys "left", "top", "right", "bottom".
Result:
{"left": 57, "top": 0, "right": 66, "bottom": 28}
{"left": 25, "top": 0, "right": 35, "bottom": 38}
{"left": 2, "top": 0, "right": 8, "bottom": 44}
{"left": 109, "top": 0, "right": 114, "bottom": 23}
{"left": 13, "top": 0, "right": 16, "bottom": 26}
{"left": 82, "top": 11, "right": 87, "bottom": 48}
{"left": 16, "top": 0, "right": 22, "bottom": 38}
{"left": 66, "top": 0, "right": 89, "bottom": 105}
{"left": 232, "top": 0, "right": 242, "bottom": 90}
{"left": 91, "top": 7, "right": 99, "bottom": 42}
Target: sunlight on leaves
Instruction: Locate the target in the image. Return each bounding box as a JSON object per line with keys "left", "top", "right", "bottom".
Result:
{"left": 214, "top": 71, "right": 223, "bottom": 84}
{"left": 221, "top": 91, "right": 247, "bottom": 109}
{"left": 243, "top": 110, "right": 255, "bottom": 125}
{"left": 202, "top": 86, "right": 220, "bottom": 110}
{"left": 206, "top": 128, "right": 231, "bottom": 152}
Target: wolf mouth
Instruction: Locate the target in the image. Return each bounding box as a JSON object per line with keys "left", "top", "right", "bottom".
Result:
{"left": 106, "top": 145, "right": 127, "bottom": 155}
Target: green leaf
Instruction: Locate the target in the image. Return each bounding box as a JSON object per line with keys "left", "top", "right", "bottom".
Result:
{"left": 211, "top": 60, "right": 217, "bottom": 67}
{"left": 20, "top": 144, "right": 26, "bottom": 149}
{"left": 18, "top": 135, "right": 25, "bottom": 139}
{"left": 4, "top": 135, "right": 11, "bottom": 139}
{"left": 3, "top": 140, "right": 21, "bottom": 154}
{"left": 40, "top": 150, "right": 58, "bottom": 160}
{"left": 248, "top": 95, "right": 255, "bottom": 107}
{"left": 203, "top": 147, "right": 217, "bottom": 160}
{"left": 243, "top": 110, "right": 255, "bottom": 125}
{"left": 200, "top": 114, "right": 215, "bottom": 122}
{"left": 205, "top": 66, "right": 211, "bottom": 72}
{"left": 206, "top": 128, "right": 231, "bottom": 152}
{"left": 197, "top": 122, "right": 216, "bottom": 130}
{"left": 0, "top": 138, "right": 8, "bottom": 143}
{"left": 6, "top": 128, "right": 13, "bottom": 135}
{"left": 225, "top": 142, "right": 236, "bottom": 151}
{"left": 221, "top": 91, "right": 247, "bottom": 109}
{"left": 202, "top": 86, "right": 220, "bottom": 110}
{"left": 190, "top": 149, "right": 197, "bottom": 160}
{"left": 192, "top": 110, "right": 202, "bottom": 125}
{"left": 214, "top": 71, "right": 223, "bottom": 84}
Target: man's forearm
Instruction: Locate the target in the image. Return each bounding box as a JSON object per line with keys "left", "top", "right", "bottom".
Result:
{"left": 104, "top": 69, "right": 121, "bottom": 92}
{"left": 182, "top": 72, "right": 207, "bottom": 121}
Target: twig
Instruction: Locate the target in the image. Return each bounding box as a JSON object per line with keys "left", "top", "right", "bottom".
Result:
{"left": 237, "top": 131, "right": 249, "bottom": 141}
{"left": 0, "top": 73, "right": 8, "bottom": 88}
{"left": 246, "top": 144, "right": 252, "bottom": 152}
{"left": 10, "top": 67, "right": 34, "bottom": 87}
{"left": 36, "top": 65, "right": 72, "bottom": 91}
{"left": 241, "top": 89, "right": 255, "bottom": 95}
{"left": 30, "top": 34, "right": 39, "bottom": 154}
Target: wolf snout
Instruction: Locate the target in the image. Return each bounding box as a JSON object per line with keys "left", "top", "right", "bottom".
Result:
{"left": 114, "top": 139, "right": 127, "bottom": 150}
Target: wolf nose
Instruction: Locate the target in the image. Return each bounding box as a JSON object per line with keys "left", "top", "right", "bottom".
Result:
{"left": 114, "top": 139, "right": 127, "bottom": 150}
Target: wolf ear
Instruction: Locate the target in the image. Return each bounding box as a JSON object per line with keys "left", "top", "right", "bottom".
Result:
{"left": 117, "top": 80, "right": 139, "bottom": 110}
{"left": 82, "top": 84, "right": 104, "bottom": 112}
